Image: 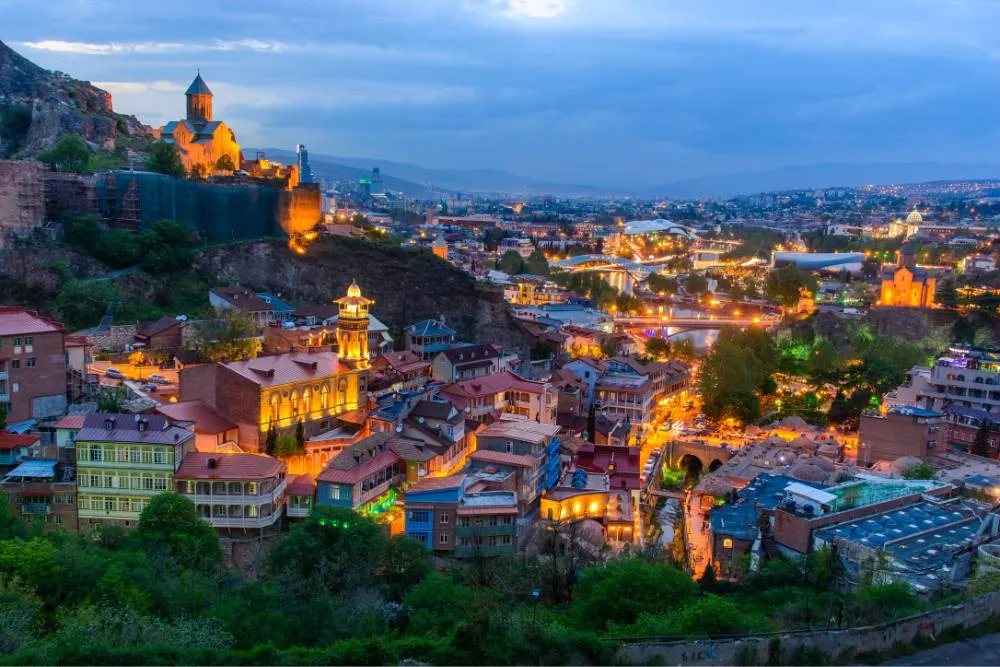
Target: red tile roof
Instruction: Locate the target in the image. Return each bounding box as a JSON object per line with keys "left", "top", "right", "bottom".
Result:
{"left": 0, "top": 308, "right": 63, "bottom": 336}
{"left": 155, "top": 400, "right": 237, "bottom": 434}
{"left": 175, "top": 452, "right": 285, "bottom": 480}
{"left": 286, "top": 474, "right": 316, "bottom": 495}
{"left": 409, "top": 473, "right": 466, "bottom": 493}
{"left": 53, "top": 415, "right": 86, "bottom": 429}
{"left": 210, "top": 287, "right": 275, "bottom": 312}
{"left": 317, "top": 449, "right": 400, "bottom": 485}
{"left": 223, "top": 351, "right": 351, "bottom": 388}
{"left": 470, "top": 449, "right": 537, "bottom": 468}
{"left": 375, "top": 350, "right": 430, "bottom": 374}
{"left": 0, "top": 432, "right": 40, "bottom": 451}
{"left": 441, "top": 370, "right": 549, "bottom": 400}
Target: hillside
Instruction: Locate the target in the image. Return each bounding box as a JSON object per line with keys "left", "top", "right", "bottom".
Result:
{"left": 199, "top": 236, "right": 531, "bottom": 351}
{"left": 0, "top": 234, "right": 531, "bottom": 353}
{"left": 0, "top": 40, "right": 153, "bottom": 156}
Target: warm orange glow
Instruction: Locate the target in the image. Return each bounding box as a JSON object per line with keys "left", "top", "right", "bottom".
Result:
{"left": 753, "top": 317, "right": 761, "bottom": 324}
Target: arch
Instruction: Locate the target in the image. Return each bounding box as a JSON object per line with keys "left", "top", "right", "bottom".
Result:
{"left": 320, "top": 383, "right": 330, "bottom": 410}
{"left": 678, "top": 454, "right": 704, "bottom": 484}
{"left": 269, "top": 394, "right": 280, "bottom": 424}
{"left": 708, "top": 459, "right": 724, "bottom": 472}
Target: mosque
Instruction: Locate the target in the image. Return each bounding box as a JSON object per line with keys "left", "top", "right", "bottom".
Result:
{"left": 158, "top": 73, "right": 242, "bottom": 175}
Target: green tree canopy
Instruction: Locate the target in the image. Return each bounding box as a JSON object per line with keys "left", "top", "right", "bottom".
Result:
{"left": 498, "top": 250, "right": 526, "bottom": 275}
{"left": 524, "top": 249, "right": 550, "bottom": 276}
{"left": 38, "top": 134, "right": 91, "bottom": 173}
{"left": 765, "top": 265, "right": 818, "bottom": 307}
{"left": 215, "top": 154, "right": 236, "bottom": 171}
{"left": 146, "top": 141, "right": 185, "bottom": 178}
{"left": 135, "top": 493, "right": 222, "bottom": 571}
{"left": 571, "top": 558, "right": 697, "bottom": 631}
{"left": 190, "top": 309, "right": 260, "bottom": 362}
{"left": 645, "top": 335, "right": 671, "bottom": 360}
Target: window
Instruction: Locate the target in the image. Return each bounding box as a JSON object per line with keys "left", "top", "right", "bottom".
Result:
{"left": 53, "top": 495, "right": 61, "bottom": 504}
{"left": 54, "top": 515, "right": 62, "bottom": 525}
{"left": 153, "top": 450, "right": 165, "bottom": 465}
{"left": 154, "top": 478, "right": 167, "bottom": 491}
{"left": 439, "top": 533, "right": 449, "bottom": 544}
{"left": 408, "top": 510, "right": 430, "bottom": 523}
{"left": 320, "top": 384, "right": 330, "bottom": 410}
{"left": 23, "top": 336, "right": 32, "bottom": 352}
{"left": 248, "top": 481, "right": 258, "bottom": 495}
{"left": 67, "top": 495, "right": 74, "bottom": 505}
{"left": 9, "top": 360, "right": 18, "bottom": 369}
{"left": 25, "top": 358, "right": 35, "bottom": 368}
{"left": 12, "top": 337, "right": 19, "bottom": 348}
{"left": 11, "top": 382, "right": 18, "bottom": 393}
{"left": 722, "top": 538, "right": 734, "bottom": 549}
{"left": 440, "top": 513, "right": 450, "bottom": 524}
{"left": 248, "top": 505, "right": 258, "bottom": 517}
{"left": 90, "top": 445, "right": 102, "bottom": 462}
{"left": 142, "top": 476, "right": 154, "bottom": 491}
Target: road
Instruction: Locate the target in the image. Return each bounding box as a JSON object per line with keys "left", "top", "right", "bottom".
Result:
{"left": 89, "top": 360, "right": 179, "bottom": 385}
{"left": 884, "top": 632, "right": 1000, "bottom": 665}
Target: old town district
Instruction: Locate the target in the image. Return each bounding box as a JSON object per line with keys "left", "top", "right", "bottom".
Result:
{"left": 0, "top": 279, "right": 691, "bottom": 558}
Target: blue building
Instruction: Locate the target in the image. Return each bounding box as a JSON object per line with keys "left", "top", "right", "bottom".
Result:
{"left": 470, "top": 420, "right": 561, "bottom": 509}
{"left": 404, "top": 318, "right": 458, "bottom": 361}
{"left": 404, "top": 472, "right": 519, "bottom": 557}
{"left": 296, "top": 144, "right": 313, "bottom": 184}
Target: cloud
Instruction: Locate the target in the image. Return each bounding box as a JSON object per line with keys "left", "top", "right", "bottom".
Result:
{"left": 18, "top": 40, "right": 188, "bottom": 55}
{"left": 503, "top": 0, "right": 569, "bottom": 19}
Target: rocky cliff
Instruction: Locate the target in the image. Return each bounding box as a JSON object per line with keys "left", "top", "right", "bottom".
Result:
{"left": 199, "top": 236, "right": 532, "bottom": 353}
{"left": 0, "top": 40, "right": 153, "bottom": 156}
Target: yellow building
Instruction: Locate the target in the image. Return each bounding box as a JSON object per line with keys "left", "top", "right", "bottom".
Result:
{"left": 336, "top": 281, "right": 373, "bottom": 370}
{"left": 159, "top": 73, "right": 242, "bottom": 176}
{"left": 879, "top": 245, "right": 936, "bottom": 308}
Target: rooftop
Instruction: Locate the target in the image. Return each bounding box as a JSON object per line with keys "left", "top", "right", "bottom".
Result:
{"left": 175, "top": 452, "right": 285, "bottom": 480}
{"left": 155, "top": 400, "right": 237, "bottom": 435}
{"left": 223, "top": 351, "right": 350, "bottom": 388}
{"left": 0, "top": 432, "right": 40, "bottom": 451}
{"left": 477, "top": 418, "right": 561, "bottom": 443}
{"left": 0, "top": 307, "right": 63, "bottom": 336}
{"left": 75, "top": 413, "right": 194, "bottom": 446}
{"left": 407, "top": 319, "right": 456, "bottom": 337}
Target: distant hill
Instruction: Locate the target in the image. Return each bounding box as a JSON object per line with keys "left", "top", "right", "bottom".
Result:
{"left": 0, "top": 40, "right": 153, "bottom": 157}
{"left": 650, "top": 162, "right": 1000, "bottom": 199}
{"left": 257, "top": 147, "right": 609, "bottom": 197}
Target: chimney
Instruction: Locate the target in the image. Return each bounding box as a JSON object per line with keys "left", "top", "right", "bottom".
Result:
{"left": 206, "top": 457, "right": 218, "bottom": 469}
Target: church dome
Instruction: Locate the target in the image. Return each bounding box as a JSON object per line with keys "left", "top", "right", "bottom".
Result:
{"left": 906, "top": 209, "right": 923, "bottom": 225}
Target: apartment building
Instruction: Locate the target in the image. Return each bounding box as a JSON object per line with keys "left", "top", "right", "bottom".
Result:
{"left": 916, "top": 347, "right": 1000, "bottom": 414}
{"left": 175, "top": 452, "right": 287, "bottom": 530}
{"left": 857, "top": 406, "right": 943, "bottom": 466}
{"left": 0, "top": 308, "right": 68, "bottom": 424}
{"left": 469, "top": 419, "right": 561, "bottom": 508}
{"left": 76, "top": 413, "right": 196, "bottom": 529}
{"left": 440, "top": 370, "right": 558, "bottom": 424}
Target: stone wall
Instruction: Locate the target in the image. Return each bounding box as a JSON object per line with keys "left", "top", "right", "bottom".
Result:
{"left": 277, "top": 183, "right": 321, "bottom": 235}
{"left": 0, "top": 159, "right": 45, "bottom": 243}
{"left": 84, "top": 324, "right": 137, "bottom": 352}
{"left": 617, "top": 591, "right": 1000, "bottom": 665}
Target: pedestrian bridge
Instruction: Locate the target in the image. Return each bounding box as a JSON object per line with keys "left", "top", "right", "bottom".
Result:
{"left": 666, "top": 439, "right": 733, "bottom": 473}
{"left": 616, "top": 314, "right": 779, "bottom": 334}
{"left": 551, "top": 254, "right": 654, "bottom": 279}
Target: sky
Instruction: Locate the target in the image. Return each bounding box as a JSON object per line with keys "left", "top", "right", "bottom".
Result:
{"left": 3, "top": 0, "right": 1000, "bottom": 188}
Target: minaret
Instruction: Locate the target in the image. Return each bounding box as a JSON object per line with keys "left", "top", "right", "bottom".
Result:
{"left": 185, "top": 72, "right": 213, "bottom": 123}
{"left": 335, "top": 280, "right": 373, "bottom": 369}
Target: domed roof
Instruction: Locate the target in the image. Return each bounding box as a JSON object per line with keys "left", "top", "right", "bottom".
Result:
{"left": 346, "top": 280, "right": 362, "bottom": 298}
{"left": 906, "top": 209, "right": 923, "bottom": 224}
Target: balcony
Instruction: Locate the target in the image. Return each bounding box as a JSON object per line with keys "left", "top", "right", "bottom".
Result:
{"left": 200, "top": 510, "right": 283, "bottom": 529}
{"left": 78, "top": 508, "right": 139, "bottom": 520}
{"left": 20, "top": 503, "right": 50, "bottom": 515}
{"left": 287, "top": 504, "right": 311, "bottom": 518}
{"left": 180, "top": 481, "right": 286, "bottom": 506}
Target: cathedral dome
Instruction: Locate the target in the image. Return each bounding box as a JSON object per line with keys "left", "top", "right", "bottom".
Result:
{"left": 906, "top": 209, "right": 923, "bottom": 225}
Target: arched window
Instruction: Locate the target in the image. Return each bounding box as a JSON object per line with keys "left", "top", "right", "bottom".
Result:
{"left": 320, "top": 384, "right": 330, "bottom": 410}
{"left": 270, "top": 394, "right": 280, "bottom": 423}
{"left": 290, "top": 391, "right": 300, "bottom": 418}
{"left": 302, "top": 389, "right": 311, "bottom": 419}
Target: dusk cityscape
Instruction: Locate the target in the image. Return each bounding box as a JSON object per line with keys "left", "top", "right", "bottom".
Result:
{"left": 2, "top": 1, "right": 1000, "bottom": 665}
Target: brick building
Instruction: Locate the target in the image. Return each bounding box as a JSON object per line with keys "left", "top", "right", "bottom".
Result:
{"left": 1, "top": 459, "right": 77, "bottom": 530}
{"left": 858, "top": 406, "right": 942, "bottom": 466}
{"left": 179, "top": 351, "right": 365, "bottom": 452}
{"left": 0, "top": 308, "right": 68, "bottom": 424}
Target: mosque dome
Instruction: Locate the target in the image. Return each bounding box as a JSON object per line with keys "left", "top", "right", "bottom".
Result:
{"left": 906, "top": 209, "right": 924, "bottom": 225}
{"left": 346, "top": 280, "right": 362, "bottom": 298}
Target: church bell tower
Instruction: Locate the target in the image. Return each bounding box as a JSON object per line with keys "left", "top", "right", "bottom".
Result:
{"left": 185, "top": 72, "right": 213, "bottom": 123}
{"left": 335, "top": 280, "right": 373, "bottom": 369}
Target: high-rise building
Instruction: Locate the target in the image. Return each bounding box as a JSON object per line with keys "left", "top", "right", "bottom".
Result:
{"left": 296, "top": 144, "right": 313, "bottom": 184}
{"left": 371, "top": 167, "right": 384, "bottom": 196}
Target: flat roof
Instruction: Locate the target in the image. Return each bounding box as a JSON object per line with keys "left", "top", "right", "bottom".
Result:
{"left": 477, "top": 419, "right": 561, "bottom": 443}
{"left": 786, "top": 482, "right": 837, "bottom": 505}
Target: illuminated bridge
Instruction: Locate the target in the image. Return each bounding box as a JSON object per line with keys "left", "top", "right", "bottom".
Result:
{"left": 551, "top": 254, "right": 654, "bottom": 279}
{"left": 615, "top": 314, "right": 779, "bottom": 335}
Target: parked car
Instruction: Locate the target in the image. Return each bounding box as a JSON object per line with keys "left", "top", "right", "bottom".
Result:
{"left": 148, "top": 374, "right": 170, "bottom": 385}
{"left": 105, "top": 368, "right": 124, "bottom": 379}
{"left": 143, "top": 384, "right": 158, "bottom": 393}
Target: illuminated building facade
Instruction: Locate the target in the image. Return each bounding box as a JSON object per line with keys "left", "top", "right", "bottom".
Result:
{"left": 159, "top": 74, "right": 242, "bottom": 175}
{"left": 335, "top": 281, "right": 373, "bottom": 370}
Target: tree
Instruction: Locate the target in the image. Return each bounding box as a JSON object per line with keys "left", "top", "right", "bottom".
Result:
{"left": 901, "top": 462, "right": 935, "bottom": 480}
{"left": 698, "top": 327, "right": 780, "bottom": 424}
{"left": 97, "top": 385, "right": 128, "bottom": 412}
{"left": 497, "top": 250, "right": 526, "bottom": 275}
{"left": 295, "top": 420, "right": 305, "bottom": 452}
{"left": 524, "top": 250, "right": 550, "bottom": 276}
{"left": 146, "top": 141, "right": 185, "bottom": 178}
{"left": 265, "top": 428, "right": 278, "bottom": 457}
{"left": 0, "top": 105, "right": 31, "bottom": 155}
{"left": 38, "top": 134, "right": 91, "bottom": 173}
{"left": 586, "top": 401, "right": 597, "bottom": 444}
{"left": 671, "top": 338, "right": 697, "bottom": 362}
{"left": 139, "top": 219, "right": 197, "bottom": 275}
{"left": 135, "top": 493, "right": 221, "bottom": 571}
{"left": 936, "top": 279, "right": 959, "bottom": 309}
{"left": 215, "top": 154, "right": 235, "bottom": 172}
{"left": 647, "top": 273, "right": 679, "bottom": 295}
{"left": 765, "top": 265, "right": 818, "bottom": 308}
{"left": 190, "top": 310, "right": 260, "bottom": 362}
{"left": 685, "top": 273, "right": 709, "bottom": 296}
{"left": 571, "top": 557, "right": 697, "bottom": 630}
{"left": 274, "top": 433, "right": 299, "bottom": 457}
{"left": 644, "top": 336, "right": 671, "bottom": 360}
{"left": 972, "top": 418, "right": 994, "bottom": 458}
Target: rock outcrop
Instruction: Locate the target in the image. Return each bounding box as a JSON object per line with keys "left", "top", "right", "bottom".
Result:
{"left": 0, "top": 40, "right": 153, "bottom": 156}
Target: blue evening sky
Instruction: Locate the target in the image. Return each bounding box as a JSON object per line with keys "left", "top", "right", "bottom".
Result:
{"left": 3, "top": 0, "right": 999, "bottom": 188}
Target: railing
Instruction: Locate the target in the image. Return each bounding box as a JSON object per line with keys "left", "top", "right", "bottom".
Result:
{"left": 287, "top": 504, "right": 311, "bottom": 518}
{"left": 180, "top": 481, "right": 286, "bottom": 506}
{"left": 200, "top": 511, "right": 283, "bottom": 529}
{"left": 78, "top": 508, "right": 139, "bottom": 520}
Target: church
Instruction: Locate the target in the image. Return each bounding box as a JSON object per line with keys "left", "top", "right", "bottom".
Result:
{"left": 879, "top": 244, "right": 936, "bottom": 308}
{"left": 159, "top": 73, "right": 242, "bottom": 175}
